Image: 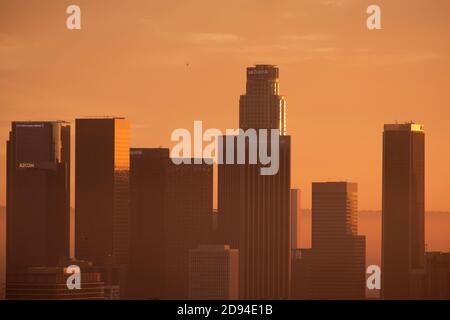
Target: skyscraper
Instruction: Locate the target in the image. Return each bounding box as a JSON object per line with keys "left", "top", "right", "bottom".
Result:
{"left": 0, "top": 207, "right": 5, "bottom": 300}
{"left": 128, "top": 148, "right": 213, "bottom": 299}
{"left": 164, "top": 160, "right": 213, "bottom": 299}
{"left": 129, "top": 148, "right": 169, "bottom": 299}
{"left": 291, "top": 248, "right": 313, "bottom": 300}
{"left": 219, "top": 65, "right": 291, "bottom": 299}
{"left": 189, "top": 245, "right": 239, "bottom": 300}
{"left": 291, "top": 189, "right": 301, "bottom": 250}
{"left": 240, "top": 64, "right": 287, "bottom": 135}
{"left": 309, "top": 182, "right": 366, "bottom": 299}
{"left": 382, "top": 123, "right": 425, "bottom": 300}
{"left": 418, "top": 252, "right": 450, "bottom": 300}
{"left": 6, "top": 121, "right": 71, "bottom": 271}
{"left": 75, "top": 118, "right": 130, "bottom": 294}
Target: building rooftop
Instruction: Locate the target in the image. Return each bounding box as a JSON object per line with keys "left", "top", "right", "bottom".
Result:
{"left": 13, "top": 120, "right": 70, "bottom": 126}
{"left": 191, "top": 245, "right": 234, "bottom": 251}
{"left": 254, "top": 64, "right": 277, "bottom": 68}
{"left": 247, "top": 64, "right": 279, "bottom": 78}
{"left": 384, "top": 122, "right": 424, "bottom": 132}
{"left": 76, "top": 116, "right": 125, "bottom": 120}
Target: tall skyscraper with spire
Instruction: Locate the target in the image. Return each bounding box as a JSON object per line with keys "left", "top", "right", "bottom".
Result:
{"left": 219, "top": 65, "right": 291, "bottom": 299}
{"left": 382, "top": 123, "right": 425, "bottom": 299}
{"left": 6, "top": 121, "right": 71, "bottom": 271}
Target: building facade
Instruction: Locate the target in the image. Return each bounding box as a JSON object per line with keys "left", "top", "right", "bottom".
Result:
{"left": 6, "top": 266, "right": 104, "bottom": 300}
{"left": 308, "top": 182, "right": 366, "bottom": 299}
{"left": 164, "top": 160, "right": 213, "bottom": 299}
{"left": 291, "top": 189, "right": 301, "bottom": 250}
{"left": 219, "top": 65, "right": 291, "bottom": 299}
{"left": 382, "top": 123, "right": 425, "bottom": 300}
{"left": 291, "top": 248, "right": 313, "bottom": 300}
{"left": 419, "top": 252, "right": 450, "bottom": 299}
{"left": 0, "top": 208, "right": 5, "bottom": 300}
{"left": 239, "top": 64, "right": 287, "bottom": 134}
{"left": 129, "top": 148, "right": 169, "bottom": 299}
{"left": 189, "top": 245, "right": 239, "bottom": 300}
{"left": 6, "top": 121, "right": 71, "bottom": 271}
{"left": 75, "top": 118, "right": 130, "bottom": 295}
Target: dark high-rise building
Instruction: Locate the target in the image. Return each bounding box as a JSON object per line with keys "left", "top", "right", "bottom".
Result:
{"left": 75, "top": 118, "right": 130, "bottom": 294}
{"left": 0, "top": 207, "right": 5, "bottom": 300}
{"left": 291, "top": 189, "right": 301, "bottom": 250}
{"left": 308, "top": 182, "right": 366, "bottom": 299}
{"left": 219, "top": 65, "right": 291, "bottom": 299}
{"left": 6, "top": 121, "right": 71, "bottom": 272}
{"left": 164, "top": 160, "right": 213, "bottom": 299}
{"left": 418, "top": 252, "right": 450, "bottom": 300}
{"left": 240, "top": 64, "right": 287, "bottom": 135}
{"left": 189, "top": 245, "right": 239, "bottom": 300}
{"left": 129, "top": 148, "right": 169, "bottom": 299}
{"left": 128, "top": 149, "right": 212, "bottom": 299}
{"left": 382, "top": 123, "right": 425, "bottom": 300}
{"left": 291, "top": 248, "right": 313, "bottom": 300}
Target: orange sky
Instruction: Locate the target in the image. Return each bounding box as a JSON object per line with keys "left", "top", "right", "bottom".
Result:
{"left": 1, "top": 0, "right": 450, "bottom": 210}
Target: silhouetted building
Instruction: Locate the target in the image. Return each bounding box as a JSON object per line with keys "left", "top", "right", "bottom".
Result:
{"left": 382, "top": 123, "right": 425, "bottom": 300}
{"left": 164, "top": 160, "right": 213, "bottom": 299}
{"left": 240, "top": 64, "right": 287, "bottom": 135}
{"left": 291, "top": 248, "right": 313, "bottom": 300}
{"left": 6, "top": 121, "right": 71, "bottom": 272}
{"left": 129, "top": 148, "right": 169, "bottom": 299}
{"left": 291, "top": 189, "right": 301, "bottom": 250}
{"left": 219, "top": 65, "right": 291, "bottom": 299}
{"left": 75, "top": 118, "right": 130, "bottom": 295}
{"left": 6, "top": 266, "right": 104, "bottom": 300}
{"left": 308, "top": 182, "right": 366, "bottom": 299}
{"left": 0, "top": 208, "right": 5, "bottom": 300}
{"left": 129, "top": 150, "right": 213, "bottom": 299}
{"left": 189, "top": 245, "right": 239, "bottom": 300}
{"left": 420, "top": 252, "right": 450, "bottom": 299}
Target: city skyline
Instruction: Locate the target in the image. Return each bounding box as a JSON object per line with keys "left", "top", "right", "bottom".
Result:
{"left": 1, "top": 0, "right": 450, "bottom": 302}
{"left": 1, "top": 0, "right": 450, "bottom": 211}
{"left": 0, "top": 117, "right": 441, "bottom": 212}
{"left": 1, "top": 64, "right": 449, "bottom": 300}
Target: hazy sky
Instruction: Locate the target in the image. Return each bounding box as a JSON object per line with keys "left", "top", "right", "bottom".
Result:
{"left": 1, "top": 0, "right": 450, "bottom": 210}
